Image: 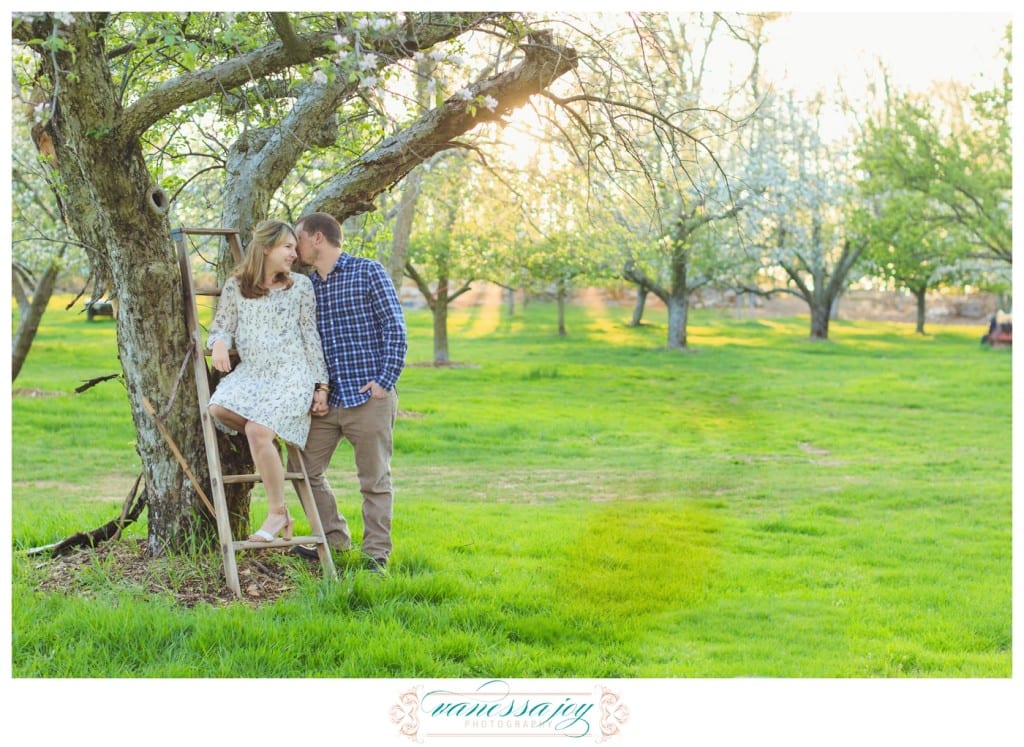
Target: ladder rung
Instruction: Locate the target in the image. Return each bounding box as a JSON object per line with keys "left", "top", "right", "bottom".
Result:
{"left": 233, "top": 535, "right": 326, "bottom": 550}
{"left": 223, "top": 472, "right": 307, "bottom": 484}
{"left": 178, "top": 227, "right": 243, "bottom": 238}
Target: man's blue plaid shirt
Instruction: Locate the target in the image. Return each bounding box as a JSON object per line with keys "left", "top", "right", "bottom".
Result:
{"left": 310, "top": 253, "right": 407, "bottom": 409}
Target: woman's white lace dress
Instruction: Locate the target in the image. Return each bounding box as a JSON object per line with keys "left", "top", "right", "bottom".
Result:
{"left": 206, "top": 273, "right": 328, "bottom": 448}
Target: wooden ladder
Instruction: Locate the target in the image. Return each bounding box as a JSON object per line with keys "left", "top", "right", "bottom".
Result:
{"left": 172, "top": 227, "right": 336, "bottom": 597}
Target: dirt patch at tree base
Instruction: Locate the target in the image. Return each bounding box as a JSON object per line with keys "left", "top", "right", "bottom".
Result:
{"left": 30, "top": 538, "right": 305, "bottom": 607}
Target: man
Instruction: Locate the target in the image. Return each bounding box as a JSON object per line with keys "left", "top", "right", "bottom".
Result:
{"left": 290, "top": 211, "right": 407, "bottom": 573}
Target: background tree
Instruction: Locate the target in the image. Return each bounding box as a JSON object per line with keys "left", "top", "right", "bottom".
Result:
{"left": 404, "top": 151, "right": 486, "bottom": 364}
{"left": 584, "top": 12, "right": 766, "bottom": 349}
{"left": 386, "top": 56, "right": 438, "bottom": 289}
{"left": 855, "top": 191, "right": 967, "bottom": 334}
{"left": 857, "top": 30, "right": 1012, "bottom": 268}
{"left": 852, "top": 36, "right": 1013, "bottom": 330}
{"left": 503, "top": 149, "right": 612, "bottom": 337}
{"left": 735, "top": 94, "right": 867, "bottom": 340}
{"left": 619, "top": 189, "right": 749, "bottom": 349}
{"left": 10, "top": 84, "right": 93, "bottom": 381}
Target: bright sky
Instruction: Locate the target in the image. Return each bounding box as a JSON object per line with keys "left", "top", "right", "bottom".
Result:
{"left": 760, "top": 11, "right": 1010, "bottom": 97}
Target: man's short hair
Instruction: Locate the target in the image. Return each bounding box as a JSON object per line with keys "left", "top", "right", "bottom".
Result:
{"left": 298, "top": 212, "right": 343, "bottom": 247}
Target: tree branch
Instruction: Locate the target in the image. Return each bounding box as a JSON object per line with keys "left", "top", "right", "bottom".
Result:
{"left": 268, "top": 12, "right": 309, "bottom": 58}
{"left": 120, "top": 13, "right": 500, "bottom": 140}
{"left": 447, "top": 280, "right": 475, "bottom": 304}
{"left": 404, "top": 260, "right": 437, "bottom": 311}
{"left": 119, "top": 32, "right": 338, "bottom": 139}
{"left": 309, "top": 32, "right": 579, "bottom": 221}
{"left": 216, "top": 13, "right": 503, "bottom": 236}
{"left": 623, "top": 259, "right": 669, "bottom": 305}
{"left": 29, "top": 472, "right": 148, "bottom": 557}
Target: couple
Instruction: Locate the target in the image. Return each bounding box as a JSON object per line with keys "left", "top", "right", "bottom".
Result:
{"left": 207, "top": 212, "right": 407, "bottom": 573}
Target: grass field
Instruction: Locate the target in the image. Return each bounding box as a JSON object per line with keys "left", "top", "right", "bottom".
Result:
{"left": 8, "top": 293, "right": 1013, "bottom": 679}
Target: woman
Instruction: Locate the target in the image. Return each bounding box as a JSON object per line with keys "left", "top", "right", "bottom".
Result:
{"left": 207, "top": 220, "right": 330, "bottom": 542}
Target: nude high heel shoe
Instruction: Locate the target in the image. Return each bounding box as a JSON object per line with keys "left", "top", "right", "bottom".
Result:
{"left": 248, "top": 505, "right": 294, "bottom": 542}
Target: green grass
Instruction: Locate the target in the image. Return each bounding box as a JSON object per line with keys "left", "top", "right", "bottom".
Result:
{"left": 9, "top": 295, "right": 1012, "bottom": 677}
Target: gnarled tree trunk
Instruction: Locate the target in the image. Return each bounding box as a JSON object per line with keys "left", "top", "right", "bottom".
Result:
{"left": 21, "top": 16, "right": 210, "bottom": 553}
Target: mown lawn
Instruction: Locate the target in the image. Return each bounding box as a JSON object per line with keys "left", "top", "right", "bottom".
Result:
{"left": 9, "top": 293, "right": 1012, "bottom": 679}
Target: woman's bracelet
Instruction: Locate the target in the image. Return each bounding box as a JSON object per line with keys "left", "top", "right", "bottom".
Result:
{"left": 315, "top": 383, "right": 331, "bottom": 393}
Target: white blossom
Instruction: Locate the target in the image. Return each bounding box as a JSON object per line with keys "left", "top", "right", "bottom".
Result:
{"left": 355, "top": 18, "right": 370, "bottom": 29}
{"left": 372, "top": 18, "right": 391, "bottom": 31}
{"left": 312, "top": 69, "right": 328, "bottom": 85}
{"left": 359, "top": 75, "right": 379, "bottom": 89}
{"left": 358, "top": 53, "right": 379, "bottom": 71}
{"left": 454, "top": 88, "right": 473, "bottom": 101}
{"left": 483, "top": 95, "right": 498, "bottom": 112}
{"left": 428, "top": 49, "right": 446, "bottom": 61}
{"left": 333, "top": 34, "right": 349, "bottom": 47}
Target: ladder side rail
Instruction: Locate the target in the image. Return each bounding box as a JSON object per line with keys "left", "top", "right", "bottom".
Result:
{"left": 226, "top": 232, "right": 243, "bottom": 264}
{"left": 287, "top": 445, "right": 337, "bottom": 579}
{"left": 174, "top": 229, "right": 242, "bottom": 597}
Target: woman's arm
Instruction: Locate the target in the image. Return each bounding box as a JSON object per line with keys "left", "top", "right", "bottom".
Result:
{"left": 207, "top": 277, "right": 239, "bottom": 373}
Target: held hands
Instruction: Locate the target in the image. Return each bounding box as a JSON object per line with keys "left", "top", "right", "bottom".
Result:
{"left": 311, "top": 388, "right": 329, "bottom": 416}
{"left": 211, "top": 341, "right": 232, "bottom": 373}
{"left": 310, "top": 382, "right": 386, "bottom": 416}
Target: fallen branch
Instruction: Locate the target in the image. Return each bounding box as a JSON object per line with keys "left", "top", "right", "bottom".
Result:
{"left": 75, "top": 373, "right": 120, "bottom": 393}
{"left": 142, "top": 396, "right": 216, "bottom": 518}
{"left": 27, "top": 472, "right": 148, "bottom": 557}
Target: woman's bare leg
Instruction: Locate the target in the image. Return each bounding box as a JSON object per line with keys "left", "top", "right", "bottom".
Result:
{"left": 209, "top": 403, "right": 247, "bottom": 433}
{"left": 245, "top": 421, "right": 285, "bottom": 510}
{"left": 245, "top": 421, "right": 292, "bottom": 540}
{"left": 210, "top": 405, "right": 291, "bottom": 540}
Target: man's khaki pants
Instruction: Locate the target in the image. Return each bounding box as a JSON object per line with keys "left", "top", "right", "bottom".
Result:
{"left": 291, "top": 390, "right": 397, "bottom": 562}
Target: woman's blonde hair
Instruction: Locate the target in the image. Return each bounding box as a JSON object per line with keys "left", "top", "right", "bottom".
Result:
{"left": 233, "top": 220, "right": 296, "bottom": 299}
